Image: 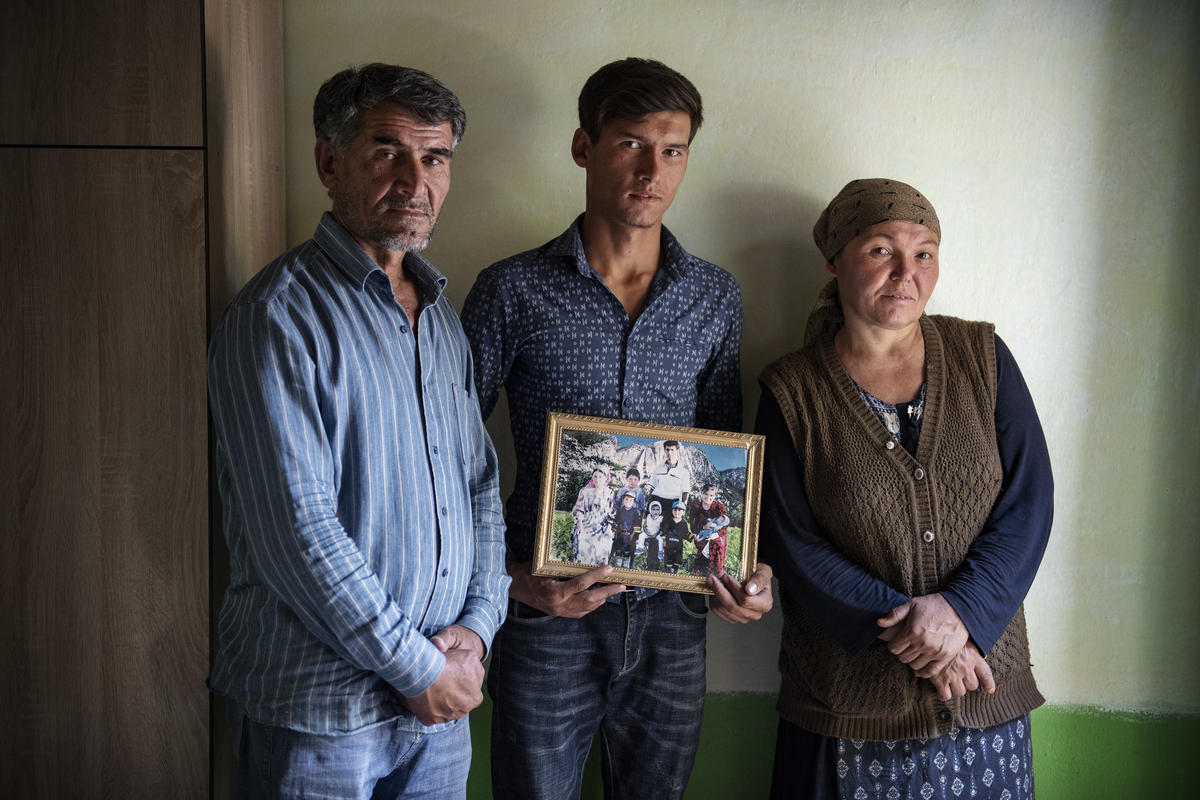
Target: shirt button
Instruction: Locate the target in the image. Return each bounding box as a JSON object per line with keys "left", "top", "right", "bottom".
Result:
{"left": 399, "top": 325, "right": 408, "bottom": 333}
{"left": 885, "top": 440, "right": 896, "bottom": 450}
{"left": 914, "top": 467, "right": 926, "bottom": 480}
{"left": 923, "top": 530, "right": 935, "bottom": 543}
{"left": 441, "top": 568, "right": 449, "bottom": 577}
{"left": 432, "top": 445, "right": 439, "bottom": 455}
{"left": 937, "top": 710, "right": 952, "bottom": 723}
{"left": 440, "top": 507, "right": 448, "bottom": 516}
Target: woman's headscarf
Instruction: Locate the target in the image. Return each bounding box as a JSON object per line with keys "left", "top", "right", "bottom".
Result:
{"left": 806, "top": 178, "right": 941, "bottom": 344}
{"left": 812, "top": 178, "right": 940, "bottom": 262}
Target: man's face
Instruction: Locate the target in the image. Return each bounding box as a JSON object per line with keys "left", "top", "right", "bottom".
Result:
{"left": 664, "top": 445, "right": 679, "bottom": 466}
{"left": 622, "top": 494, "right": 635, "bottom": 509}
{"left": 316, "top": 104, "right": 454, "bottom": 256}
{"left": 626, "top": 474, "right": 639, "bottom": 488}
{"left": 702, "top": 487, "right": 718, "bottom": 506}
{"left": 571, "top": 110, "right": 692, "bottom": 231}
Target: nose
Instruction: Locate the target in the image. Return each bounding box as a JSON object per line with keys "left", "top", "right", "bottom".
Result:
{"left": 890, "top": 254, "right": 917, "bottom": 281}
{"left": 635, "top": 149, "right": 661, "bottom": 182}
{"left": 389, "top": 154, "right": 423, "bottom": 195}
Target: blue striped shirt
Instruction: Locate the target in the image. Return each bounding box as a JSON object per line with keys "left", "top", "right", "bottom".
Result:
{"left": 461, "top": 217, "right": 743, "bottom": 565}
{"left": 208, "top": 213, "right": 509, "bottom": 734}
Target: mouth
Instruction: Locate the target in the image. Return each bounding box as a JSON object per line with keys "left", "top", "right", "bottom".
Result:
{"left": 380, "top": 198, "right": 433, "bottom": 217}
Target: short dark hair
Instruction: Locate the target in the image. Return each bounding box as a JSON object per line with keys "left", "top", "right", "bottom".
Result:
{"left": 702, "top": 483, "right": 718, "bottom": 493}
{"left": 313, "top": 63, "right": 466, "bottom": 153}
{"left": 663, "top": 440, "right": 680, "bottom": 450}
{"left": 626, "top": 468, "right": 640, "bottom": 478}
{"left": 578, "top": 58, "right": 703, "bottom": 144}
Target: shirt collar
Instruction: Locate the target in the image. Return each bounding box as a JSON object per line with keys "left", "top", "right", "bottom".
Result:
{"left": 313, "top": 211, "right": 448, "bottom": 298}
{"left": 549, "top": 213, "right": 693, "bottom": 281}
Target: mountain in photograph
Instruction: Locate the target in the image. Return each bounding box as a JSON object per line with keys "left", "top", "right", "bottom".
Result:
{"left": 556, "top": 431, "right": 745, "bottom": 520}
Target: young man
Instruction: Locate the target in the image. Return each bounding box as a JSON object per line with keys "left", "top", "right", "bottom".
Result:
{"left": 646, "top": 439, "right": 691, "bottom": 514}
{"left": 461, "top": 57, "right": 772, "bottom": 800}
{"left": 208, "top": 64, "right": 508, "bottom": 799}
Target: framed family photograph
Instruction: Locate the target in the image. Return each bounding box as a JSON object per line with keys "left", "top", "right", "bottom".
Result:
{"left": 532, "top": 412, "right": 765, "bottom": 595}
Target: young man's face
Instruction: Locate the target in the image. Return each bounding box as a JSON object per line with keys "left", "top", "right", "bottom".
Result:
{"left": 571, "top": 110, "right": 692, "bottom": 231}
{"left": 626, "top": 474, "right": 639, "bottom": 488}
{"left": 664, "top": 445, "right": 679, "bottom": 466}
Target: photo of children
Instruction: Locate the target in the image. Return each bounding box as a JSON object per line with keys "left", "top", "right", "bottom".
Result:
{"left": 661, "top": 501, "right": 690, "bottom": 574}
{"left": 546, "top": 425, "right": 755, "bottom": 586}
{"left": 637, "top": 500, "right": 665, "bottom": 571}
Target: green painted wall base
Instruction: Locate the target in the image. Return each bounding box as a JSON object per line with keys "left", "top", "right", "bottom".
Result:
{"left": 467, "top": 693, "right": 1199, "bottom": 799}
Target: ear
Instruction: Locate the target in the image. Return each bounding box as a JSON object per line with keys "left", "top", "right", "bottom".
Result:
{"left": 571, "top": 128, "right": 592, "bottom": 168}
{"left": 825, "top": 258, "right": 838, "bottom": 278}
{"left": 315, "top": 138, "right": 339, "bottom": 192}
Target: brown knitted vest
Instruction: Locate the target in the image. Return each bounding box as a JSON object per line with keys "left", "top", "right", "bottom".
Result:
{"left": 760, "top": 314, "right": 1043, "bottom": 740}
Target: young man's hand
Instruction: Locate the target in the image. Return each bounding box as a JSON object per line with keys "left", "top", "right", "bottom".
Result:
{"left": 508, "top": 561, "right": 625, "bottom": 618}
{"left": 707, "top": 562, "right": 773, "bottom": 624}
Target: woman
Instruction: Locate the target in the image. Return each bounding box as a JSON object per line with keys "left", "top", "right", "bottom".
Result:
{"left": 571, "top": 467, "right": 614, "bottom": 566}
{"left": 757, "top": 179, "right": 1053, "bottom": 799}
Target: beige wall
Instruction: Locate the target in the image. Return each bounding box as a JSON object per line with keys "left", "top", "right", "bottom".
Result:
{"left": 279, "top": 0, "right": 1200, "bottom": 711}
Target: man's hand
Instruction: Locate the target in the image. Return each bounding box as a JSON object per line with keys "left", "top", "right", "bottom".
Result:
{"left": 708, "top": 563, "right": 773, "bottom": 624}
{"left": 508, "top": 561, "right": 625, "bottom": 618}
{"left": 430, "top": 624, "right": 485, "bottom": 660}
{"left": 400, "top": 625, "right": 485, "bottom": 726}
{"left": 876, "top": 593, "right": 969, "bottom": 678}
{"left": 928, "top": 642, "right": 996, "bottom": 701}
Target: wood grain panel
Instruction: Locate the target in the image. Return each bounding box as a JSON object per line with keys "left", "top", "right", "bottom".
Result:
{"left": 205, "top": 0, "right": 286, "bottom": 319}
{"left": 0, "top": 0, "right": 203, "bottom": 146}
{"left": 0, "top": 148, "right": 208, "bottom": 797}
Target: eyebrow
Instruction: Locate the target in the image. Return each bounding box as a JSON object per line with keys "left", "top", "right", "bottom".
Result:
{"left": 869, "top": 233, "right": 939, "bottom": 247}
{"left": 372, "top": 135, "right": 454, "bottom": 159}
{"left": 614, "top": 129, "right": 690, "bottom": 151}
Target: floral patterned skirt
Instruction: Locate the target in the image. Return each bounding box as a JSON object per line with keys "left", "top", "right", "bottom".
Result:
{"left": 770, "top": 715, "right": 1034, "bottom": 800}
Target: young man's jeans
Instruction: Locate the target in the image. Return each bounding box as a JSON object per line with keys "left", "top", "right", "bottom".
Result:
{"left": 226, "top": 700, "right": 471, "bottom": 799}
{"left": 487, "top": 589, "right": 708, "bottom": 800}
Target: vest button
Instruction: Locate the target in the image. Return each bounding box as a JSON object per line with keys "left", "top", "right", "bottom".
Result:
{"left": 914, "top": 467, "right": 925, "bottom": 480}
{"left": 885, "top": 440, "right": 896, "bottom": 450}
{"left": 923, "top": 530, "right": 935, "bottom": 543}
{"left": 937, "top": 710, "right": 952, "bottom": 723}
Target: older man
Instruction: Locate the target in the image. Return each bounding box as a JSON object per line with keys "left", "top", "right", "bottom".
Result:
{"left": 208, "top": 64, "right": 509, "bottom": 799}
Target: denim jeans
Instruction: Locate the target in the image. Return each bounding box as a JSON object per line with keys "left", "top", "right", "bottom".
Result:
{"left": 226, "top": 700, "right": 471, "bottom": 799}
{"left": 487, "top": 589, "right": 708, "bottom": 800}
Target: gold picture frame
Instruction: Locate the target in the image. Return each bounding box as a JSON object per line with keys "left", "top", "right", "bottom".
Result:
{"left": 533, "top": 412, "right": 764, "bottom": 595}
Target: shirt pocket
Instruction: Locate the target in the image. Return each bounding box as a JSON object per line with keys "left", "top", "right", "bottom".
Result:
{"left": 632, "top": 335, "right": 711, "bottom": 423}
{"left": 451, "top": 379, "right": 488, "bottom": 471}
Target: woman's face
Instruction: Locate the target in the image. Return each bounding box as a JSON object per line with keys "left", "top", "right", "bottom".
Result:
{"left": 592, "top": 469, "right": 606, "bottom": 485}
{"left": 827, "top": 220, "right": 939, "bottom": 333}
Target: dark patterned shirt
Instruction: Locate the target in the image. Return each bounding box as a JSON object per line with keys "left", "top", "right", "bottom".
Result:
{"left": 461, "top": 215, "right": 743, "bottom": 561}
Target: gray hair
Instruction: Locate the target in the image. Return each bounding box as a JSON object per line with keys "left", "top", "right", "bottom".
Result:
{"left": 313, "top": 63, "right": 466, "bottom": 153}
